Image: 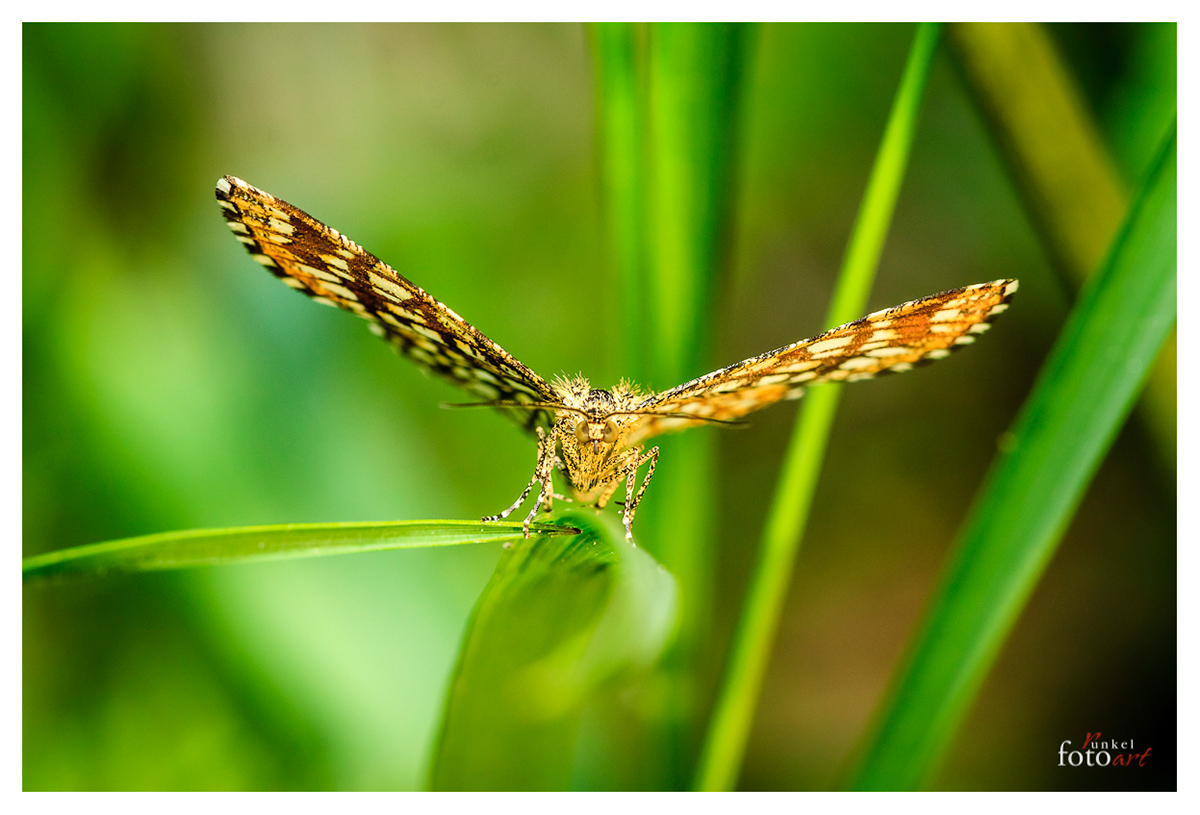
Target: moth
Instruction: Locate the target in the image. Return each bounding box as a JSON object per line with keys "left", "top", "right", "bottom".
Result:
{"left": 216, "top": 175, "right": 1016, "bottom": 540}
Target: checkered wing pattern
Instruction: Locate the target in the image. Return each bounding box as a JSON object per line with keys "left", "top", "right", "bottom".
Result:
{"left": 627, "top": 279, "right": 1018, "bottom": 446}
{"left": 215, "top": 176, "right": 557, "bottom": 430}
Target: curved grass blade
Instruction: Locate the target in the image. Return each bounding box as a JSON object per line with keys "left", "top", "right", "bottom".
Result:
{"left": 694, "top": 22, "right": 942, "bottom": 791}
{"left": 428, "top": 510, "right": 678, "bottom": 790}
{"left": 947, "top": 21, "right": 1176, "bottom": 476}
{"left": 850, "top": 123, "right": 1176, "bottom": 790}
{"left": 22, "top": 519, "right": 574, "bottom": 582}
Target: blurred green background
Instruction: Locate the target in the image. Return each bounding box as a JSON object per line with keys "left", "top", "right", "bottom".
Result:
{"left": 23, "top": 23, "right": 1175, "bottom": 790}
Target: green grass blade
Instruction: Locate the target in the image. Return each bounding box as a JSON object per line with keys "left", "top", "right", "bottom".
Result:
{"left": 22, "top": 519, "right": 573, "bottom": 581}
{"left": 591, "top": 22, "right": 649, "bottom": 384}
{"left": 850, "top": 123, "right": 1176, "bottom": 790}
{"left": 427, "top": 510, "right": 678, "bottom": 790}
{"left": 694, "top": 22, "right": 942, "bottom": 791}
{"left": 947, "top": 21, "right": 1176, "bottom": 477}
{"left": 946, "top": 23, "right": 1128, "bottom": 287}
{"left": 640, "top": 22, "right": 750, "bottom": 583}
{"left": 645, "top": 22, "right": 748, "bottom": 386}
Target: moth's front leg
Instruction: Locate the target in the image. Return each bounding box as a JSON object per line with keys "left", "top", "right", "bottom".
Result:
{"left": 482, "top": 427, "right": 546, "bottom": 523}
{"left": 593, "top": 449, "right": 637, "bottom": 510}
{"left": 514, "top": 422, "right": 566, "bottom": 538}
{"left": 484, "top": 423, "right": 562, "bottom": 543}
{"left": 594, "top": 477, "right": 622, "bottom": 511}
{"left": 619, "top": 446, "right": 659, "bottom": 543}
{"left": 521, "top": 429, "right": 563, "bottom": 537}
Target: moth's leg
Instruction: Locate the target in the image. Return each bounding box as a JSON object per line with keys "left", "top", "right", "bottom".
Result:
{"left": 549, "top": 454, "right": 573, "bottom": 504}
{"left": 522, "top": 422, "right": 564, "bottom": 538}
{"left": 620, "top": 446, "right": 659, "bottom": 542}
{"left": 593, "top": 450, "right": 635, "bottom": 509}
{"left": 560, "top": 435, "right": 580, "bottom": 478}
{"left": 539, "top": 455, "right": 559, "bottom": 512}
{"left": 483, "top": 427, "right": 546, "bottom": 523}
{"left": 521, "top": 488, "right": 549, "bottom": 539}
{"left": 594, "top": 478, "right": 622, "bottom": 510}
{"left": 484, "top": 423, "right": 562, "bottom": 542}
{"left": 521, "top": 470, "right": 558, "bottom": 537}
{"left": 537, "top": 425, "right": 566, "bottom": 514}
{"left": 483, "top": 472, "right": 538, "bottom": 524}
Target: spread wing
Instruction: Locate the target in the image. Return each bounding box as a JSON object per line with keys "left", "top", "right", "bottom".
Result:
{"left": 626, "top": 279, "right": 1017, "bottom": 446}
{"left": 215, "top": 175, "right": 558, "bottom": 430}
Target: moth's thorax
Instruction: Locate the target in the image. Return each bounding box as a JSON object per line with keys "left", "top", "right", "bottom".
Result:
{"left": 550, "top": 376, "right": 645, "bottom": 419}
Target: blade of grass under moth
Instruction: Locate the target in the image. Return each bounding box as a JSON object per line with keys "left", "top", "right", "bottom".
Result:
{"left": 22, "top": 519, "right": 574, "bottom": 582}
{"left": 427, "top": 510, "right": 677, "bottom": 790}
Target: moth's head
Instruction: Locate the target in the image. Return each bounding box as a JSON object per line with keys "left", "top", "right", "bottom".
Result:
{"left": 559, "top": 389, "right": 629, "bottom": 455}
{"left": 571, "top": 413, "right": 622, "bottom": 455}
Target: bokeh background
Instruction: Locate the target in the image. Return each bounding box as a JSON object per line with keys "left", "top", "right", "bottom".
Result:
{"left": 23, "top": 23, "right": 1175, "bottom": 790}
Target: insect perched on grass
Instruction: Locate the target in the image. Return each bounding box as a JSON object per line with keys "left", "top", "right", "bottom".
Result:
{"left": 216, "top": 176, "right": 1016, "bottom": 541}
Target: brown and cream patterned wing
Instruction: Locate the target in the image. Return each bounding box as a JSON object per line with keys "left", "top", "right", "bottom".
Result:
{"left": 215, "top": 176, "right": 558, "bottom": 430}
{"left": 626, "top": 279, "right": 1018, "bottom": 446}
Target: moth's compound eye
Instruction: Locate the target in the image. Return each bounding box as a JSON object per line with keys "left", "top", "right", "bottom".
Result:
{"left": 602, "top": 420, "right": 618, "bottom": 444}
{"left": 575, "top": 420, "right": 590, "bottom": 444}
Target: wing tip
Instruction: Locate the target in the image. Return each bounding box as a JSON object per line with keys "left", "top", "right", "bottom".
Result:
{"left": 215, "top": 175, "right": 262, "bottom": 203}
{"left": 215, "top": 174, "right": 246, "bottom": 199}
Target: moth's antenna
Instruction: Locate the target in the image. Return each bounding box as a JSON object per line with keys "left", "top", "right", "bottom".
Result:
{"left": 611, "top": 410, "right": 749, "bottom": 427}
{"left": 441, "top": 400, "right": 585, "bottom": 417}
{"left": 442, "top": 402, "right": 746, "bottom": 426}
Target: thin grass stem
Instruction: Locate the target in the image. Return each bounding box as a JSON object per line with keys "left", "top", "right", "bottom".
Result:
{"left": 693, "top": 23, "right": 942, "bottom": 791}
